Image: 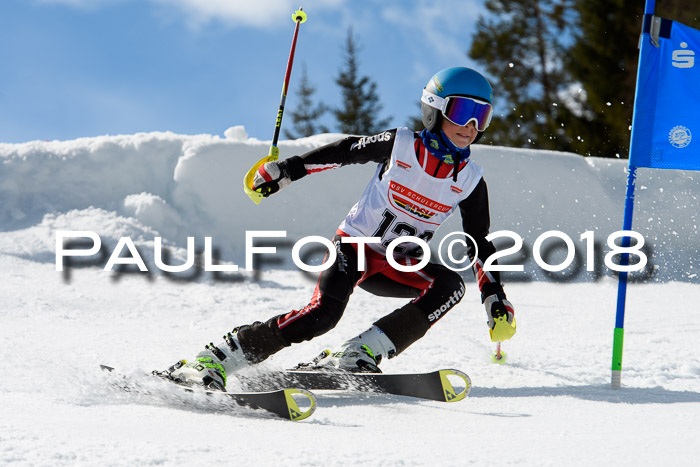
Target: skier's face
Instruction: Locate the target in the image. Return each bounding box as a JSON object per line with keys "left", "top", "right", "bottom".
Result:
{"left": 441, "top": 118, "right": 477, "bottom": 148}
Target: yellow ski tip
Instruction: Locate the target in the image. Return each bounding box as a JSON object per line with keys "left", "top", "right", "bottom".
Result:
{"left": 283, "top": 388, "right": 317, "bottom": 421}
{"left": 438, "top": 369, "right": 471, "bottom": 402}
{"left": 292, "top": 9, "right": 308, "bottom": 23}
{"left": 243, "top": 153, "right": 279, "bottom": 205}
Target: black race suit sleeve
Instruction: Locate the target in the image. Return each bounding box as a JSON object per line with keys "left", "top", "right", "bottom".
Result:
{"left": 280, "top": 130, "right": 397, "bottom": 180}
{"left": 459, "top": 177, "right": 507, "bottom": 302}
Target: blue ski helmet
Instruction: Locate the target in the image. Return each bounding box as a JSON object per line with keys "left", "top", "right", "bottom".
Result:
{"left": 421, "top": 67, "right": 494, "bottom": 135}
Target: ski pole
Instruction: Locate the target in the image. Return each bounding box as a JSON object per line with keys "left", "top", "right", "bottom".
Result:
{"left": 492, "top": 341, "right": 507, "bottom": 364}
{"left": 244, "top": 8, "right": 308, "bottom": 205}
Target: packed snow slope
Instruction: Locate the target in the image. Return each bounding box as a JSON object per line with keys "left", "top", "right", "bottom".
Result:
{"left": 1, "top": 128, "right": 699, "bottom": 466}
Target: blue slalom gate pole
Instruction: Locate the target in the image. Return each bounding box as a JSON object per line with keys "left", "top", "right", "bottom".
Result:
{"left": 611, "top": 0, "right": 656, "bottom": 389}
{"left": 611, "top": 165, "right": 637, "bottom": 388}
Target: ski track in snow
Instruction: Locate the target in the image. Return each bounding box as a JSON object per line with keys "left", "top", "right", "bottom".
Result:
{"left": 1, "top": 255, "right": 699, "bottom": 466}
{"left": 1, "top": 131, "right": 699, "bottom": 465}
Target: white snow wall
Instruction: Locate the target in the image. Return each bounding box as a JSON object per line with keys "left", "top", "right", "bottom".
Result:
{"left": 1, "top": 126, "right": 698, "bottom": 282}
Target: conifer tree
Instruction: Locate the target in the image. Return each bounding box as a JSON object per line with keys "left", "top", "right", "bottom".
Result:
{"left": 333, "top": 28, "right": 391, "bottom": 135}
{"left": 566, "top": 0, "right": 698, "bottom": 157}
{"left": 469, "top": 0, "right": 580, "bottom": 152}
{"left": 405, "top": 104, "right": 424, "bottom": 132}
{"left": 470, "top": 0, "right": 698, "bottom": 157}
{"left": 284, "top": 64, "right": 329, "bottom": 139}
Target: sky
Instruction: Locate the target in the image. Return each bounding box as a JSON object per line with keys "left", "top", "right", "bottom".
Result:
{"left": 0, "top": 0, "right": 486, "bottom": 144}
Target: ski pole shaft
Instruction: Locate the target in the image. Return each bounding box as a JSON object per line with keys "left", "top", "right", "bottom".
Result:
{"left": 270, "top": 8, "right": 307, "bottom": 152}
{"left": 243, "top": 8, "right": 308, "bottom": 204}
{"left": 491, "top": 341, "right": 507, "bottom": 364}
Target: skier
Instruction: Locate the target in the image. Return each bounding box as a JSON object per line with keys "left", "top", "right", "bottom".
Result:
{"left": 165, "top": 67, "right": 516, "bottom": 390}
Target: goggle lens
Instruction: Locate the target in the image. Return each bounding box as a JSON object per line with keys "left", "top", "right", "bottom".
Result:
{"left": 443, "top": 96, "right": 493, "bottom": 131}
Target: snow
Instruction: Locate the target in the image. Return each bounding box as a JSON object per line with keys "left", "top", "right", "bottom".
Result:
{"left": 2, "top": 127, "right": 698, "bottom": 280}
{"left": 1, "top": 128, "right": 699, "bottom": 465}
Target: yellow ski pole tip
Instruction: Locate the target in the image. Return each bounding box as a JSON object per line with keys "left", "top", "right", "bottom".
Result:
{"left": 292, "top": 9, "right": 307, "bottom": 23}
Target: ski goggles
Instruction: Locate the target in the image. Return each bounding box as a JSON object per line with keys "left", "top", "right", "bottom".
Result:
{"left": 422, "top": 89, "right": 493, "bottom": 131}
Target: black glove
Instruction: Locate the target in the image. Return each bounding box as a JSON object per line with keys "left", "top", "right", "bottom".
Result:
{"left": 252, "top": 156, "right": 306, "bottom": 197}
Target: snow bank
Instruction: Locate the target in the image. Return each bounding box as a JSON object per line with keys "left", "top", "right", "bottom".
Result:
{"left": 1, "top": 127, "right": 698, "bottom": 281}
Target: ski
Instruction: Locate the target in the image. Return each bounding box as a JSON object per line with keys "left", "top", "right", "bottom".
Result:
{"left": 100, "top": 365, "right": 317, "bottom": 421}
{"left": 240, "top": 368, "right": 471, "bottom": 403}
